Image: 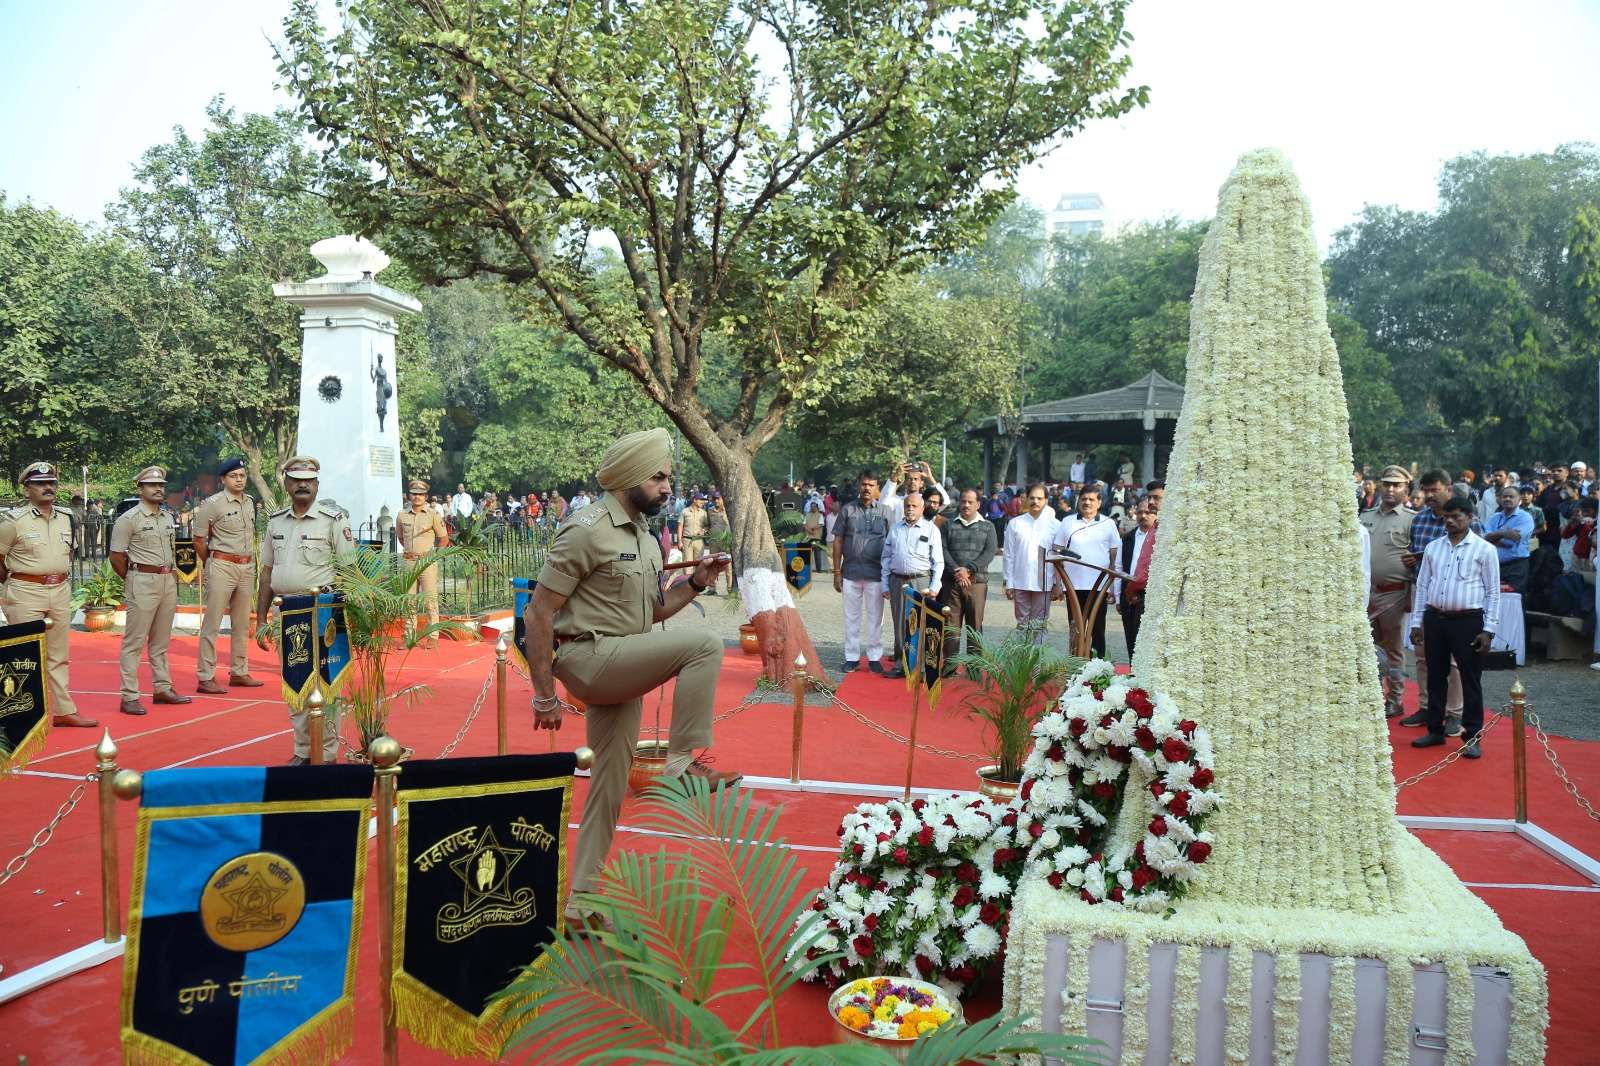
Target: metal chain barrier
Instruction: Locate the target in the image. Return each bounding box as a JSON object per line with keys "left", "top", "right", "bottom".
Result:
{"left": 1527, "top": 708, "right": 1600, "bottom": 822}
{"left": 805, "top": 675, "right": 986, "bottom": 763}
{"left": 436, "top": 670, "right": 496, "bottom": 759}
{"left": 1395, "top": 710, "right": 1503, "bottom": 792}
{"left": 0, "top": 775, "right": 93, "bottom": 887}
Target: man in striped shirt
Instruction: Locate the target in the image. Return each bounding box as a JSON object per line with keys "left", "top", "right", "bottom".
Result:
{"left": 1399, "top": 469, "right": 1483, "bottom": 735}
{"left": 1408, "top": 497, "right": 1500, "bottom": 759}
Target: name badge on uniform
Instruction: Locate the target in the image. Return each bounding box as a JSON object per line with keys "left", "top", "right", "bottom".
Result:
{"left": 918, "top": 535, "right": 929, "bottom": 543}
{"left": 619, "top": 552, "right": 637, "bottom": 561}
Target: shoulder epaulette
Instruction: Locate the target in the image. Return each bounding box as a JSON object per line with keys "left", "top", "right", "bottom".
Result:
{"left": 318, "top": 502, "right": 348, "bottom": 520}
{"left": 269, "top": 506, "right": 290, "bottom": 518}
{"left": 573, "top": 509, "right": 600, "bottom": 527}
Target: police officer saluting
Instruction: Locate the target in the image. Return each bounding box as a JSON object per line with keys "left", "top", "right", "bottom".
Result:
{"left": 108, "top": 467, "right": 193, "bottom": 715}
{"left": 0, "top": 463, "right": 97, "bottom": 728}
{"left": 254, "top": 456, "right": 352, "bottom": 765}
{"left": 522, "top": 428, "right": 739, "bottom": 930}
{"left": 193, "top": 457, "right": 265, "bottom": 693}
{"left": 396, "top": 478, "right": 450, "bottom": 647}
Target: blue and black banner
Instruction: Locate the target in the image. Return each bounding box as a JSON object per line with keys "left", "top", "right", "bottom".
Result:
{"left": 898, "top": 586, "right": 949, "bottom": 708}
{"left": 510, "top": 578, "right": 535, "bottom": 673}
{"left": 783, "top": 540, "right": 813, "bottom": 596}
{"left": 278, "top": 593, "right": 350, "bottom": 711}
{"left": 0, "top": 618, "right": 48, "bottom": 772}
{"left": 392, "top": 753, "right": 576, "bottom": 1056}
{"left": 315, "top": 593, "right": 351, "bottom": 702}
{"left": 120, "top": 764, "right": 374, "bottom": 1065}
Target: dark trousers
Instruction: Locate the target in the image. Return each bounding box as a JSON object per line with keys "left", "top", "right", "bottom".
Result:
{"left": 1072, "top": 588, "right": 1109, "bottom": 658}
{"left": 1422, "top": 608, "right": 1486, "bottom": 738}
{"left": 1499, "top": 556, "right": 1528, "bottom": 594}
{"left": 941, "top": 579, "right": 986, "bottom": 656}
{"left": 1120, "top": 599, "right": 1144, "bottom": 660}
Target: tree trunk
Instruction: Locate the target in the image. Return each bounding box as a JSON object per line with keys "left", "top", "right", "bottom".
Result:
{"left": 235, "top": 438, "right": 278, "bottom": 507}
{"left": 690, "top": 430, "right": 823, "bottom": 684}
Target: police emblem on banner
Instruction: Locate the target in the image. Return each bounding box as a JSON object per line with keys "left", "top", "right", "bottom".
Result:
{"left": 510, "top": 578, "right": 535, "bottom": 673}
{"left": 783, "top": 540, "right": 813, "bottom": 596}
{"left": 121, "top": 764, "right": 374, "bottom": 1066}
{"left": 315, "top": 593, "right": 352, "bottom": 702}
{"left": 0, "top": 618, "right": 49, "bottom": 772}
{"left": 898, "top": 587, "right": 949, "bottom": 708}
{"left": 174, "top": 539, "right": 201, "bottom": 584}
{"left": 392, "top": 753, "right": 576, "bottom": 1057}
{"left": 277, "top": 595, "right": 320, "bottom": 712}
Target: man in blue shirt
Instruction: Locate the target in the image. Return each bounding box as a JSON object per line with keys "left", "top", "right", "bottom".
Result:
{"left": 1482, "top": 484, "right": 1534, "bottom": 593}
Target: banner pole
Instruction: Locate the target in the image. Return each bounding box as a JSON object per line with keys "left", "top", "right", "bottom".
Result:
{"left": 95, "top": 730, "right": 121, "bottom": 944}
{"left": 370, "top": 736, "right": 404, "bottom": 1066}
{"left": 307, "top": 688, "right": 325, "bottom": 767}
{"left": 789, "top": 654, "right": 807, "bottom": 784}
{"left": 495, "top": 634, "right": 509, "bottom": 756}
{"left": 1510, "top": 678, "right": 1528, "bottom": 824}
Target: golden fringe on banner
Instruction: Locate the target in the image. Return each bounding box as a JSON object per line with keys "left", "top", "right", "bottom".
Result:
{"left": 0, "top": 717, "right": 50, "bottom": 776}
{"left": 391, "top": 971, "right": 520, "bottom": 1060}
{"left": 120, "top": 1003, "right": 354, "bottom": 1066}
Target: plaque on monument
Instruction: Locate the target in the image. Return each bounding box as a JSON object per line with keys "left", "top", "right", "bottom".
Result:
{"left": 368, "top": 445, "right": 397, "bottom": 479}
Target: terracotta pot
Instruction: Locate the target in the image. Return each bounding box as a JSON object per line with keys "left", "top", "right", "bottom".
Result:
{"left": 82, "top": 606, "right": 117, "bottom": 632}
{"left": 738, "top": 623, "right": 761, "bottom": 656}
{"left": 628, "top": 740, "right": 670, "bottom": 793}
{"left": 975, "top": 764, "right": 1021, "bottom": 802}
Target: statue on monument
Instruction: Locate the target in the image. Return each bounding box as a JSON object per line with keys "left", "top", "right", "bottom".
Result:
{"left": 370, "top": 352, "right": 393, "bottom": 431}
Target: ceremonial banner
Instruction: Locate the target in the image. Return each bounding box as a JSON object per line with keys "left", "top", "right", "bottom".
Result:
{"left": 783, "top": 540, "right": 813, "bottom": 596}
{"left": 121, "top": 764, "right": 374, "bottom": 1066}
{"left": 898, "top": 586, "right": 949, "bottom": 708}
{"left": 277, "top": 595, "right": 320, "bottom": 712}
{"left": 509, "top": 578, "right": 535, "bottom": 673}
{"left": 174, "top": 538, "right": 201, "bottom": 584}
{"left": 392, "top": 753, "right": 576, "bottom": 1056}
{"left": 315, "top": 593, "right": 352, "bottom": 703}
{"left": 0, "top": 618, "right": 49, "bottom": 772}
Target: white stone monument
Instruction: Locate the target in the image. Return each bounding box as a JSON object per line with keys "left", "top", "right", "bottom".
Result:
{"left": 274, "top": 236, "right": 421, "bottom": 533}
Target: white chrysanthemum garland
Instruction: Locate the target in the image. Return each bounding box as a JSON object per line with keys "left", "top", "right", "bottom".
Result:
{"left": 797, "top": 793, "right": 1026, "bottom": 996}
{"left": 1012, "top": 659, "right": 1219, "bottom": 910}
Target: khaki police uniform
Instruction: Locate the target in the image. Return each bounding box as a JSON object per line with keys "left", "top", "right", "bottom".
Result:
{"left": 193, "top": 488, "right": 257, "bottom": 682}
{"left": 540, "top": 493, "right": 724, "bottom": 894}
{"left": 1360, "top": 502, "right": 1415, "bottom": 714}
{"left": 262, "top": 499, "right": 352, "bottom": 761}
{"left": 0, "top": 488, "right": 80, "bottom": 722}
{"left": 678, "top": 502, "right": 708, "bottom": 561}
{"left": 396, "top": 496, "right": 449, "bottom": 632}
{"left": 110, "top": 496, "right": 180, "bottom": 702}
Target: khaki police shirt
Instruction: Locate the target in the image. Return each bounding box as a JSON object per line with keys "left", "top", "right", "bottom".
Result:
{"left": 193, "top": 490, "right": 256, "bottom": 557}
{"left": 110, "top": 504, "right": 177, "bottom": 567}
{"left": 260, "top": 503, "right": 353, "bottom": 594}
{"left": 396, "top": 506, "right": 448, "bottom": 555}
{"left": 536, "top": 493, "right": 662, "bottom": 639}
{"left": 0, "top": 505, "right": 75, "bottom": 576}
{"left": 680, "top": 505, "right": 709, "bottom": 540}
{"left": 1358, "top": 505, "right": 1416, "bottom": 586}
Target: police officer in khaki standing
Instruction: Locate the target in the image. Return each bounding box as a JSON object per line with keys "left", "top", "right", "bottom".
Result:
{"left": 0, "top": 463, "right": 97, "bottom": 728}
{"left": 523, "top": 428, "right": 739, "bottom": 929}
{"left": 1359, "top": 465, "right": 1416, "bottom": 718}
{"left": 193, "top": 458, "right": 265, "bottom": 693}
{"left": 396, "top": 478, "right": 450, "bottom": 647}
{"left": 109, "top": 467, "right": 194, "bottom": 716}
{"left": 253, "top": 456, "right": 353, "bottom": 765}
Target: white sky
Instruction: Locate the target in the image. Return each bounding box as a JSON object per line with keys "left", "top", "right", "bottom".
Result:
{"left": 2, "top": 0, "right": 1597, "bottom": 249}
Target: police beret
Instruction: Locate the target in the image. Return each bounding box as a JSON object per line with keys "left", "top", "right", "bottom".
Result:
{"left": 217, "top": 457, "right": 247, "bottom": 477}
{"left": 281, "top": 456, "right": 321, "bottom": 479}
{"left": 133, "top": 465, "right": 168, "bottom": 485}
{"left": 18, "top": 461, "right": 58, "bottom": 485}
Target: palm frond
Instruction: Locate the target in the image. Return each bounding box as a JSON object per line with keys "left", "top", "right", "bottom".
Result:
{"left": 949, "top": 628, "right": 1085, "bottom": 778}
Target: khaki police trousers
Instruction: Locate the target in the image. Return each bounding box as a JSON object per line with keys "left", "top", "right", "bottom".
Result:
{"left": 1367, "top": 586, "right": 1409, "bottom": 709}
{"left": 197, "top": 558, "right": 253, "bottom": 681}
{"left": 120, "top": 571, "right": 177, "bottom": 700}
{"left": 2, "top": 580, "right": 77, "bottom": 718}
{"left": 417, "top": 562, "right": 439, "bottom": 627}
{"left": 555, "top": 627, "right": 723, "bottom": 894}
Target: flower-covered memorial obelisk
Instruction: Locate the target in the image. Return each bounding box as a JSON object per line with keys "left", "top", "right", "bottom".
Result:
{"left": 1003, "top": 150, "right": 1546, "bottom": 1063}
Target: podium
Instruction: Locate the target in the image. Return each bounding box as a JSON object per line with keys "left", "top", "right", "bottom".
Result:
{"left": 1040, "top": 549, "right": 1134, "bottom": 660}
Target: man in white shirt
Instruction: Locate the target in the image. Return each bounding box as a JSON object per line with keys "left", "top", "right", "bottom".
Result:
{"left": 1069, "top": 454, "right": 1086, "bottom": 485}
{"left": 880, "top": 492, "right": 943, "bottom": 678}
{"left": 451, "top": 483, "right": 475, "bottom": 519}
{"left": 878, "top": 461, "right": 948, "bottom": 523}
{"left": 1408, "top": 497, "right": 1500, "bottom": 758}
{"left": 1002, "top": 484, "right": 1060, "bottom": 644}
{"left": 1050, "top": 483, "right": 1121, "bottom": 657}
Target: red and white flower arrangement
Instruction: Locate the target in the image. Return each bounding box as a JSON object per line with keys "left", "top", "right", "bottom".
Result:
{"left": 1009, "top": 659, "right": 1219, "bottom": 911}
{"left": 799, "top": 793, "right": 1026, "bottom": 996}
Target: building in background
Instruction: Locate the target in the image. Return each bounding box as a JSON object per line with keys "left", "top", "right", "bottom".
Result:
{"left": 1046, "top": 192, "right": 1110, "bottom": 239}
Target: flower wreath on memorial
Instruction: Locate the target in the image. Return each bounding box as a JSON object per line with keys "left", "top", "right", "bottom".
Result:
{"left": 1012, "top": 660, "right": 1219, "bottom": 911}
{"left": 797, "top": 793, "right": 1027, "bottom": 996}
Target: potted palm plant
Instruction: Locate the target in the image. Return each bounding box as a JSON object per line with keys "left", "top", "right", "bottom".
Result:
{"left": 948, "top": 630, "right": 1083, "bottom": 800}
{"left": 332, "top": 545, "right": 481, "bottom": 756}
{"left": 72, "top": 562, "right": 124, "bottom": 632}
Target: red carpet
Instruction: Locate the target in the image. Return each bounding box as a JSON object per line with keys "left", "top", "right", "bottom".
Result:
{"left": 1, "top": 632, "right": 1596, "bottom": 1063}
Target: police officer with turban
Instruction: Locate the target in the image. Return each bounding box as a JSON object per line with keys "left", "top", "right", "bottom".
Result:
{"left": 522, "top": 428, "right": 739, "bottom": 930}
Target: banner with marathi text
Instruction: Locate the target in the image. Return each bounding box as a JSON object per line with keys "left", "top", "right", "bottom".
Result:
{"left": 898, "top": 586, "right": 949, "bottom": 709}
{"left": 0, "top": 618, "right": 49, "bottom": 772}
{"left": 120, "top": 764, "right": 374, "bottom": 1066}
{"left": 392, "top": 753, "right": 576, "bottom": 1057}
{"left": 278, "top": 593, "right": 350, "bottom": 711}
{"left": 783, "top": 540, "right": 813, "bottom": 597}
{"left": 174, "top": 538, "right": 200, "bottom": 584}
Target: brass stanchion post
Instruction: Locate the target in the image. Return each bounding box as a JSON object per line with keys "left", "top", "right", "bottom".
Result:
{"left": 96, "top": 730, "right": 121, "bottom": 944}
{"left": 307, "top": 687, "right": 326, "bottom": 766}
{"left": 788, "top": 654, "right": 807, "bottom": 784}
{"left": 902, "top": 603, "right": 931, "bottom": 803}
{"left": 496, "top": 633, "right": 509, "bottom": 756}
{"left": 369, "top": 736, "right": 404, "bottom": 1066}
{"left": 1510, "top": 678, "right": 1528, "bottom": 824}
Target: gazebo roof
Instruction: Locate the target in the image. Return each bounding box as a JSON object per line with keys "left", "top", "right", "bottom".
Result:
{"left": 968, "top": 370, "right": 1184, "bottom": 437}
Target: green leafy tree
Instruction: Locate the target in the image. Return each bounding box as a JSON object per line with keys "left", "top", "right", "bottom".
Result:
{"left": 279, "top": 0, "right": 1144, "bottom": 665}
{"left": 107, "top": 100, "right": 335, "bottom": 502}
